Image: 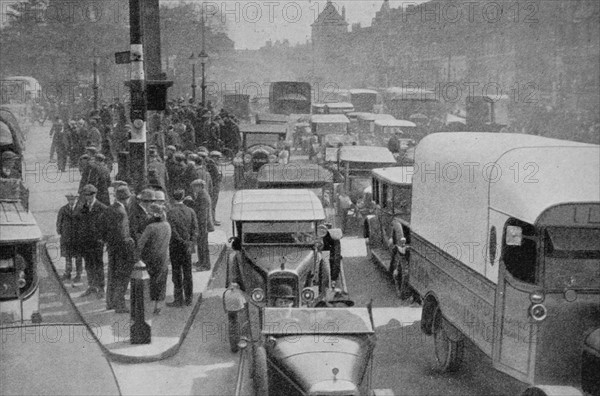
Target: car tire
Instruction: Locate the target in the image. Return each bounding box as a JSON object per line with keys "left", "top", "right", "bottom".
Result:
{"left": 432, "top": 307, "right": 464, "bottom": 372}
{"left": 227, "top": 312, "right": 241, "bottom": 353}
{"left": 252, "top": 344, "right": 269, "bottom": 395}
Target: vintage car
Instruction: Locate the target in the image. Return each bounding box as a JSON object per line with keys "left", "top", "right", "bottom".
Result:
{"left": 222, "top": 189, "right": 345, "bottom": 352}
{"left": 337, "top": 146, "right": 397, "bottom": 199}
{"left": 256, "top": 163, "right": 336, "bottom": 225}
{"left": 256, "top": 113, "right": 290, "bottom": 125}
{"left": 356, "top": 113, "right": 396, "bottom": 136}
{"left": 232, "top": 124, "right": 288, "bottom": 189}
{"left": 349, "top": 89, "right": 379, "bottom": 113}
{"left": 309, "top": 114, "right": 357, "bottom": 163}
{"left": 312, "top": 102, "right": 355, "bottom": 115}
{"left": 363, "top": 167, "right": 414, "bottom": 299}
{"left": 373, "top": 119, "right": 417, "bottom": 145}
{"left": 235, "top": 305, "right": 394, "bottom": 396}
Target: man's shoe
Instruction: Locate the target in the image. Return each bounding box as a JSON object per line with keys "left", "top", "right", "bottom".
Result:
{"left": 197, "top": 265, "right": 210, "bottom": 272}
{"left": 115, "top": 308, "right": 130, "bottom": 314}
{"left": 96, "top": 289, "right": 105, "bottom": 299}
{"left": 80, "top": 287, "right": 95, "bottom": 297}
{"left": 166, "top": 301, "right": 183, "bottom": 308}
{"left": 73, "top": 275, "right": 81, "bottom": 283}
{"left": 214, "top": 220, "right": 221, "bottom": 226}
{"left": 185, "top": 299, "right": 193, "bottom": 306}
{"left": 61, "top": 273, "right": 71, "bottom": 281}
{"left": 153, "top": 307, "right": 161, "bottom": 315}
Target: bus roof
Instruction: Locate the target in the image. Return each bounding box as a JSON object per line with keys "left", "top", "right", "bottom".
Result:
{"left": 310, "top": 114, "right": 349, "bottom": 124}
{"left": 371, "top": 166, "right": 414, "bottom": 185}
{"left": 231, "top": 189, "right": 325, "bottom": 221}
{"left": 374, "top": 119, "right": 416, "bottom": 127}
{"left": 385, "top": 87, "right": 437, "bottom": 100}
{"left": 238, "top": 124, "right": 288, "bottom": 134}
{"left": 339, "top": 146, "right": 396, "bottom": 163}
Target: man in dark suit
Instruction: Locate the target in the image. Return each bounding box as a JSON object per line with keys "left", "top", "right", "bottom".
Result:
{"left": 184, "top": 179, "right": 214, "bottom": 271}
{"left": 93, "top": 153, "right": 112, "bottom": 205}
{"left": 78, "top": 184, "right": 107, "bottom": 298}
{"left": 166, "top": 189, "right": 199, "bottom": 307}
{"left": 129, "top": 188, "right": 154, "bottom": 244}
{"left": 100, "top": 186, "right": 135, "bottom": 313}
{"left": 56, "top": 192, "right": 82, "bottom": 282}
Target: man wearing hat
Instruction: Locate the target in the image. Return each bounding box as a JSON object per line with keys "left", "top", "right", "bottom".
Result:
{"left": 94, "top": 153, "right": 112, "bottom": 206}
{"left": 129, "top": 188, "right": 154, "bottom": 243}
{"left": 185, "top": 179, "right": 214, "bottom": 271}
{"left": 99, "top": 185, "right": 134, "bottom": 313}
{"left": 166, "top": 189, "right": 199, "bottom": 306}
{"left": 148, "top": 149, "right": 168, "bottom": 194}
{"left": 1, "top": 151, "right": 21, "bottom": 179}
{"left": 207, "top": 151, "right": 223, "bottom": 225}
{"left": 78, "top": 184, "right": 108, "bottom": 298}
{"left": 56, "top": 192, "right": 83, "bottom": 282}
{"left": 87, "top": 119, "right": 102, "bottom": 150}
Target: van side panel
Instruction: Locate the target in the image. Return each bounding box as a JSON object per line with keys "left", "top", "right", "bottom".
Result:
{"left": 410, "top": 232, "right": 496, "bottom": 355}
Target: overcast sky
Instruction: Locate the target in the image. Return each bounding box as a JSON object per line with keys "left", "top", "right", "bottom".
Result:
{"left": 183, "top": 0, "right": 422, "bottom": 49}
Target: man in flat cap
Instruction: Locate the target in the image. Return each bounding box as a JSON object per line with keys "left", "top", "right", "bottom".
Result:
{"left": 185, "top": 179, "right": 214, "bottom": 271}
{"left": 78, "top": 184, "right": 107, "bottom": 298}
{"left": 56, "top": 192, "right": 82, "bottom": 282}
{"left": 1, "top": 151, "right": 21, "bottom": 179}
{"left": 99, "top": 185, "right": 134, "bottom": 313}
{"left": 129, "top": 188, "right": 154, "bottom": 244}
{"left": 207, "top": 151, "right": 223, "bottom": 225}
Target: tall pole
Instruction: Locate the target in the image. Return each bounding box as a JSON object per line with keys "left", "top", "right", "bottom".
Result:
{"left": 93, "top": 51, "right": 99, "bottom": 111}
{"left": 201, "top": 7, "right": 206, "bottom": 107}
{"left": 201, "top": 61, "right": 206, "bottom": 106}
{"left": 128, "top": 0, "right": 147, "bottom": 194}
{"left": 191, "top": 62, "right": 197, "bottom": 102}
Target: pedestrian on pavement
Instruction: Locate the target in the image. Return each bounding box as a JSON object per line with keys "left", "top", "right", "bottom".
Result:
{"left": 51, "top": 118, "right": 70, "bottom": 172}
{"left": 49, "top": 117, "right": 63, "bottom": 161}
{"left": 56, "top": 192, "right": 82, "bottom": 282}
{"left": 184, "top": 179, "right": 214, "bottom": 271}
{"left": 78, "top": 184, "right": 107, "bottom": 299}
{"left": 166, "top": 189, "right": 198, "bottom": 307}
{"left": 129, "top": 188, "right": 154, "bottom": 243}
{"left": 137, "top": 203, "right": 171, "bottom": 315}
{"left": 94, "top": 153, "right": 112, "bottom": 206}
{"left": 100, "top": 185, "right": 135, "bottom": 313}
{"left": 207, "top": 151, "right": 222, "bottom": 225}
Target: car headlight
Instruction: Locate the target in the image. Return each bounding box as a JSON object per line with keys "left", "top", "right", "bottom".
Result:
{"left": 529, "top": 303, "right": 547, "bottom": 321}
{"left": 301, "top": 287, "right": 315, "bottom": 302}
{"left": 251, "top": 288, "right": 265, "bottom": 302}
{"left": 244, "top": 154, "right": 252, "bottom": 163}
{"left": 268, "top": 154, "right": 277, "bottom": 163}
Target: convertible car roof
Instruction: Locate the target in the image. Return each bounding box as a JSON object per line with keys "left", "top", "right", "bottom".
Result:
{"left": 231, "top": 189, "right": 325, "bottom": 221}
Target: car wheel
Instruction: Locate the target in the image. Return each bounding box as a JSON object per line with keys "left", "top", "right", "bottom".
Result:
{"left": 227, "top": 312, "right": 241, "bottom": 353}
{"left": 432, "top": 307, "right": 464, "bottom": 372}
{"left": 391, "top": 252, "right": 411, "bottom": 300}
{"left": 252, "top": 344, "right": 269, "bottom": 395}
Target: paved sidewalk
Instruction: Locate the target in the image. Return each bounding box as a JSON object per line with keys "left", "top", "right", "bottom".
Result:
{"left": 45, "top": 230, "right": 228, "bottom": 364}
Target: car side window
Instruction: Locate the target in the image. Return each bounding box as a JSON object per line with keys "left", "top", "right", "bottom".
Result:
{"left": 501, "top": 219, "right": 537, "bottom": 284}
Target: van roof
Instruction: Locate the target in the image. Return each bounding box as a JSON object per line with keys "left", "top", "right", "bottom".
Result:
{"left": 231, "top": 189, "right": 325, "bottom": 221}
{"left": 374, "top": 119, "right": 416, "bottom": 127}
{"left": 312, "top": 102, "right": 354, "bottom": 109}
{"left": 0, "top": 201, "right": 42, "bottom": 242}
{"left": 339, "top": 146, "right": 396, "bottom": 163}
{"left": 257, "top": 163, "right": 333, "bottom": 186}
{"left": 255, "top": 113, "right": 289, "bottom": 123}
{"left": 310, "top": 114, "right": 349, "bottom": 124}
{"left": 411, "top": 132, "right": 599, "bottom": 275}
{"left": 349, "top": 89, "right": 378, "bottom": 95}
{"left": 356, "top": 113, "right": 395, "bottom": 121}
{"left": 372, "top": 167, "right": 414, "bottom": 185}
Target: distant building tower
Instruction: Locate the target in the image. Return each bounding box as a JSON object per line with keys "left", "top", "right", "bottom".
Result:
{"left": 311, "top": 0, "right": 348, "bottom": 52}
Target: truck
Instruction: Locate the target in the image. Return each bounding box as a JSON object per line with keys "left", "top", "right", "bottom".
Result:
{"left": 401, "top": 132, "right": 599, "bottom": 395}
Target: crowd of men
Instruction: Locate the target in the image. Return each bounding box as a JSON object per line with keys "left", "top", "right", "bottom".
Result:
{"left": 50, "top": 97, "right": 245, "bottom": 314}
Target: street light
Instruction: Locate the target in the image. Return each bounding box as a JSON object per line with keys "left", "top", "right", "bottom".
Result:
{"left": 189, "top": 53, "right": 197, "bottom": 103}
{"left": 198, "top": 49, "right": 208, "bottom": 107}
{"left": 92, "top": 50, "right": 100, "bottom": 111}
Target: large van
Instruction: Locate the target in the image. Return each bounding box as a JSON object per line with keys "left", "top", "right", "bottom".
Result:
{"left": 405, "top": 133, "right": 599, "bottom": 395}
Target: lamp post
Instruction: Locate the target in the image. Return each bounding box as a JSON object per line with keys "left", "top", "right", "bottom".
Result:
{"left": 199, "top": 50, "right": 208, "bottom": 107}
{"left": 92, "top": 50, "right": 100, "bottom": 111}
{"left": 189, "top": 53, "right": 197, "bottom": 103}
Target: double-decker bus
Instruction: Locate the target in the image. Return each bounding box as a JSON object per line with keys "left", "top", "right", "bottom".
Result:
{"left": 269, "top": 81, "right": 311, "bottom": 115}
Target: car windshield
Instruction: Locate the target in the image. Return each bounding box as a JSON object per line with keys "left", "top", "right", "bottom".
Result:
{"left": 243, "top": 222, "right": 316, "bottom": 245}
{"left": 543, "top": 227, "right": 600, "bottom": 290}
{"left": 245, "top": 133, "right": 281, "bottom": 148}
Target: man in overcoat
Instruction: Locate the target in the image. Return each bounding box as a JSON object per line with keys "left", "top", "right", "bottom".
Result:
{"left": 100, "top": 186, "right": 135, "bottom": 313}
{"left": 78, "top": 184, "right": 107, "bottom": 298}
{"left": 166, "top": 189, "right": 198, "bottom": 306}
{"left": 56, "top": 192, "right": 82, "bottom": 282}
{"left": 184, "top": 179, "right": 214, "bottom": 271}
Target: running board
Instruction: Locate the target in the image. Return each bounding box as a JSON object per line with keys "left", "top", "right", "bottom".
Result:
{"left": 371, "top": 247, "right": 392, "bottom": 273}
